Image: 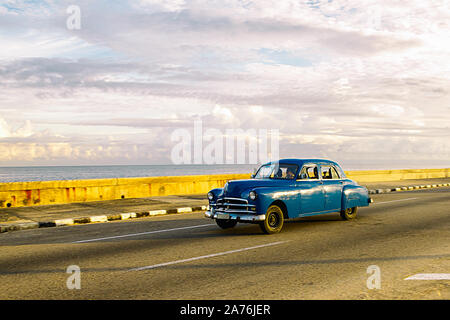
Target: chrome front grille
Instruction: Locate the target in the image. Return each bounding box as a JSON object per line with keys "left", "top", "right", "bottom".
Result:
{"left": 211, "top": 197, "right": 256, "bottom": 214}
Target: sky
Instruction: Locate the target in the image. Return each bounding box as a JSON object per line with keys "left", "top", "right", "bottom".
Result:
{"left": 0, "top": 0, "right": 449, "bottom": 169}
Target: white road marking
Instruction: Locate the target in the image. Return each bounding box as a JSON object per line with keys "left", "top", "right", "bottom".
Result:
{"left": 72, "top": 224, "right": 216, "bottom": 243}
{"left": 405, "top": 274, "right": 450, "bottom": 280}
{"left": 128, "top": 241, "right": 289, "bottom": 272}
{"left": 373, "top": 198, "right": 418, "bottom": 205}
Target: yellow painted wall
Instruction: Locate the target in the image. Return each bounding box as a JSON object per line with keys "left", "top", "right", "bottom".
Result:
{"left": 0, "top": 168, "right": 448, "bottom": 208}
{"left": 345, "top": 168, "right": 450, "bottom": 182}
{"left": 0, "top": 174, "right": 249, "bottom": 208}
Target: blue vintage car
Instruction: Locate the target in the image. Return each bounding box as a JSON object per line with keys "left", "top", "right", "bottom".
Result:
{"left": 205, "top": 159, "right": 372, "bottom": 234}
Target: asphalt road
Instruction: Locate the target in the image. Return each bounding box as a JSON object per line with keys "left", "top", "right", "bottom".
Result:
{"left": 0, "top": 187, "right": 449, "bottom": 300}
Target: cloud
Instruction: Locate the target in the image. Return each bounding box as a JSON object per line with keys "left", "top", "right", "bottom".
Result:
{"left": 0, "top": 0, "right": 449, "bottom": 168}
{"left": 0, "top": 116, "right": 34, "bottom": 138}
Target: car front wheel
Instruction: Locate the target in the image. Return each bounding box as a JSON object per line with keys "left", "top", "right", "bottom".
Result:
{"left": 340, "top": 207, "right": 358, "bottom": 220}
{"left": 260, "top": 205, "right": 284, "bottom": 234}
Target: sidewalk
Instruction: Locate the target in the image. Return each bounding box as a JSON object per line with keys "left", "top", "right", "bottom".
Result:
{"left": 0, "top": 194, "right": 209, "bottom": 232}
{"left": 1, "top": 178, "right": 449, "bottom": 233}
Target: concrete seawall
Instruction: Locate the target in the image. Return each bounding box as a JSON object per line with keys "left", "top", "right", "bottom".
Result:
{"left": 0, "top": 168, "right": 449, "bottom": 208}
{"left": 345, "top": 168, "right": 450, "bottom": 183}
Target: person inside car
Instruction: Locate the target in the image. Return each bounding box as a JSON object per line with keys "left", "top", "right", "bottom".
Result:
{"left": 286, "top": 167, "right": 296, "bottom": 179}
{"left": 274, "top": 168, "right": 283, "bottom": 178}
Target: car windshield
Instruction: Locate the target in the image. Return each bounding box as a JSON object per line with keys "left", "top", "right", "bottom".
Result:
{"left": 253, "top": 163, "right": 298, "bottom": 180}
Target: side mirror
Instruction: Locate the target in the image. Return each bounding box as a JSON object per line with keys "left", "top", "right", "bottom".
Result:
{"left": 251, "top": 174, "right": 255, "bottom": 178}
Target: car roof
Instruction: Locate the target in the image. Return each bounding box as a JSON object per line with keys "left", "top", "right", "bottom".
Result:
{"left": 264, "top": 158, "right": 341, "bottom": 167}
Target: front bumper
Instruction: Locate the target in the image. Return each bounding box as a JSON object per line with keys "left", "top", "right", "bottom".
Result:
{"left": 205, "top": 210, "right": 265, "bottom": 222}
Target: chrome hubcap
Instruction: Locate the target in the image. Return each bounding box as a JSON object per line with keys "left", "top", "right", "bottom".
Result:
{"left": 268, "top": 212, "right": 279, "bottom": 227}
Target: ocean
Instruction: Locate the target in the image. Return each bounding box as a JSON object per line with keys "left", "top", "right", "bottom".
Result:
{"left": 0, "top": 164, "right": 257, "bottom": 183}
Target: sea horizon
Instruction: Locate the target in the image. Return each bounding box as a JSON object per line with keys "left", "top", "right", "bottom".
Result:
{"left": 0, "top": 162, "right": 448, "bottom": 183}
{"left": 0, "top": 164, "right": 257, "bottom": 183}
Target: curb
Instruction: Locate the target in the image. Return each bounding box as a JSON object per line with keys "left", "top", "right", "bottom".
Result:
{"left": 0, "top": 205, "right": 208, "bottom": 234}
{"left": 367, "top": 183, "right": 450, "bottom": 195}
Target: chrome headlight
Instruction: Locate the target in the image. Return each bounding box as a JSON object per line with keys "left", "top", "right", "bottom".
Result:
{"left": 249, "top": 191, "right": 257, "bottom": 201}
{"left": 207, "top": 192, "right": 214, "bottom": 200}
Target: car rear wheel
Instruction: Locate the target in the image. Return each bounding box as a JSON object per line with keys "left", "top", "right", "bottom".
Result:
{"left": 340, "top": 207, "right": 358, "bottom": 220}
{"left": 216, "top": 219, "right": 238, "bottom": 229}
{"left": 260, "top": 205, "right": 284, "bottom": 234}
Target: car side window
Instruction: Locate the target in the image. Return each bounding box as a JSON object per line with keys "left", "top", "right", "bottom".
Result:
{"left": 299, "top": 167, "right": 308, "bottom": 179}
{"left": 330, "top": 165, "right": 340, "bottom": 179}
{"left": 321, "top": 165, "right": 341, "bottom": 179}
{"left": 299, "top": 165, "right": 319, "bottom": 179}
{"left": 321, "top": 166, "right": 331, "bottom": 179}
{"left": 334, "top": 165, "right": 346, "bottom": 178}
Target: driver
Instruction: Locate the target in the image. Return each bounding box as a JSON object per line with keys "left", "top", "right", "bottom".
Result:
{"left": 286, "top": 167, "right": 296, "bottom": 179}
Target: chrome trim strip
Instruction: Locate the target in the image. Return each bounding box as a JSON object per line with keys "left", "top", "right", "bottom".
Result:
{"left": 223, "top": 197, "right": 249, "bottom": 203}
{"left": 214, "top": 209, "right": 253, "bottom": 214}
{"left": 210, "top": 203, "right": 255, "bottom": 207}
{"left": 229, "top": 214, "right": 265, "bottom": 222}
{"left": 222, "top": 203, "right": 255, "bottom": 207}
{"left": 205, "top": 210, "right": 265, "bottom": 222}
